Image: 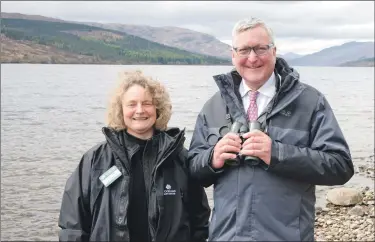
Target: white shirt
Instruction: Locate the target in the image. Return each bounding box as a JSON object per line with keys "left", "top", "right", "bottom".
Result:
{"left": 239, "top": 73, "right": 277, "bottom": 117}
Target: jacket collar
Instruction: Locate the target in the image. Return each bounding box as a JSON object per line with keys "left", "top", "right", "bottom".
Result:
{"left": 213, "top": 57, "right": 301, "bottom": 126}
{"left": 239, "top": 72, "right": 276, "bottom": 98}
{"left": 101, "top": 127, "right": 185, "bottom": 172}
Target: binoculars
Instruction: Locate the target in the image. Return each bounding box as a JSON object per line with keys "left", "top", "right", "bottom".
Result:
{"left": 224, "top": 121, "right": 263, "bottom": 166}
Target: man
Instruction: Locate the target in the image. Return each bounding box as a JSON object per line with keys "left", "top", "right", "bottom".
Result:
{"left": 188, "top": 17, "right": 354, "bottom": 241}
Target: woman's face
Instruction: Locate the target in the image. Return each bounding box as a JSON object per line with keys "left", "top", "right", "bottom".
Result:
{"left": 122, "top": 85, "right": 157, "bottom": 139}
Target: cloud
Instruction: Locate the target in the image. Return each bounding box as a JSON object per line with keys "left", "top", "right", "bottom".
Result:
{"left": 1, "top": 1, "right": 374, "bottom": 54}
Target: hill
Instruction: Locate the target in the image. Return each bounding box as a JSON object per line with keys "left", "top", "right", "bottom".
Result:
{"left": 289, "top": 41, "right": 374, "bottom": 66}
{"left": 81, "top": 22, "right": 232, "bottom": 60}
{"left": 339, "top": 57, "right": 374, "bottom": 67}
{"left": 68, "top": 22, "right": 375, "bottom": 67}
{"left": 1, "top": 34, "right": 108, "bottom": 64}
{"left": 1, "top": 12, "right": 373, "bottom": 67}
{"left": 0, "top": 17, "right": 231, "bottom": 65}
{"left": 277, "top": 52, "right": 303, "bottom": 62}
{"left": 1, "top": 12, "right": 65, "bottom": 22}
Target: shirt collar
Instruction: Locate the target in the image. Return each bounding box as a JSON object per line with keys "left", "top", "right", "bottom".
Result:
{"left": 239, "top": 72, "right": 276, "bottom": 98}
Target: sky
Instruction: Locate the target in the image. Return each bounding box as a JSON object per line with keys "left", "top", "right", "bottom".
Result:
{"left": 1, "top": 1, "right": 374, "bottom": 55}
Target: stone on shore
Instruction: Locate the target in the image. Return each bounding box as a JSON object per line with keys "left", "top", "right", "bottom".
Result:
{"left": 326, "top": 187, "right": 363, "bottom": 206}
{"left": 348, "top": 205, "right": 365, "bottom": 216}
{"left": 315, "top": 188, "right": 375, "bottom": 241}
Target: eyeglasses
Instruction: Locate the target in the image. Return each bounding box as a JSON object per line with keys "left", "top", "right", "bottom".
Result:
{"left": 233, "top": 44, "right": 274, "bottom": 57}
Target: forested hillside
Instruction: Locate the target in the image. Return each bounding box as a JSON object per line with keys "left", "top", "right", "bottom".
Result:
{"left": 339, "top": 57, "right": 374, "bottom": 67}
{"left": 1, "top": 18, "right": 231, "bottom": 65}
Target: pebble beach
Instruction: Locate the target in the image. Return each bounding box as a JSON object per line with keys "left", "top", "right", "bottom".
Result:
{"left": 314, "top": 156, "right": 375, "bottom": 241}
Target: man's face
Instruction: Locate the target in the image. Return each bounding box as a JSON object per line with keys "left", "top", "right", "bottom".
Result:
{"left": 232, "top": 26, "right": 277, "bottom": 89}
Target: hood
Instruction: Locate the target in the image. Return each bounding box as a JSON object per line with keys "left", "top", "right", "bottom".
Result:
{"left": 274, "top": 57, "right": 300, "bottom": 97}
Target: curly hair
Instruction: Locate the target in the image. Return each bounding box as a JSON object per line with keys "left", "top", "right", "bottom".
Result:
{"left": 106, "top": 70, "right": 172, "bottom": 131}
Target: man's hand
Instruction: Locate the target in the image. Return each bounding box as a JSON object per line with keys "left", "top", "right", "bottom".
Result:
{"left": 241, "top": 130, "right": 272, "bottom": 165}
{"left": 211, "top": 133, "right": 242, "bottom": 169}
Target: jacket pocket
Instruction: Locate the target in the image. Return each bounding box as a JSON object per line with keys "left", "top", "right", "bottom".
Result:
{"left": 178, "top": 188, "right": 191, "bottom": 241}
{"left": 251, "top": 177, "right": 302, "bottom": 241}
{"left": 179, "top": 188, "right": 189, "bottom": 213}
{"left": 268, "top": 126, "right": 310, "bottom": 148}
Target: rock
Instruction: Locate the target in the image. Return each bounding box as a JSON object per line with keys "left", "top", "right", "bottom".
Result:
{"left": 315, "top": 206, "right": 322, "bottom": 214}
{"left": 322, "top": 207, "right": 330, "bottom": 212}
{"left": 343, "top": 221, "right": 351, "bottom": 226}
{"left": 364, "top": 190, "right": 373, "bottom": 197}
{"left": 358, "top": 165, "right": 366, "bottom": 172}
{"left": 368, "top": 207, "right": 375, "bottom": 217}
{"left": 348, "top": 205, "right": 365, "bottom": 216}
{"left": 366, "top": 218, "right": 374, "bottom": 224}
{"left": 350, "top": 223, "right": 359, "bottom": 229}
{"left": 327, "top": 188, "right": 363, "bottom": 206}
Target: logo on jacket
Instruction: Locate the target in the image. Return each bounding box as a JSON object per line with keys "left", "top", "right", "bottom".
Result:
{"left": 164, "top": 184, "right": 176, "bottom": 196}
{"left": 280, "top": 109, "right": 292, "bottom": 117}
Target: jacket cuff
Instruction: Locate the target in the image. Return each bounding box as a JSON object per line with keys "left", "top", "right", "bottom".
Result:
{"left": 208, "top": 148, "right": 225, "bottom": 174}
{"left": 266, "top": 140, "right": 282, "bottom": 170}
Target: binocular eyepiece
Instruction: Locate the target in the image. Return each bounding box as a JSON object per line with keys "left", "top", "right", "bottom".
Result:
{"left": 224, "top": 121, "right": 263, "bottom": 166}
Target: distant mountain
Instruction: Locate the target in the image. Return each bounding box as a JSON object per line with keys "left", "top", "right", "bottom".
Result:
{"left": 81, "top": 22, "right": 232, "bottom": 60}
{"left": 277, "top": 52, "right": 303, "bottom": 61}
{"left": 2, "top": 12, "right": 373, "bottom": 67}
{"left": 1, "top": 12, "right": 65, "bottom": 22}
{"left": 1, "top": 12, "right": 231, "bottom": 62}
{"left": 0, "top": 16, "right": 230, "bottom": 65}
{"left": 339, "top": 57, "right": 374, "bottom": 67}
{"left": 289, "top": 41, "right": 374, "bottom": 66}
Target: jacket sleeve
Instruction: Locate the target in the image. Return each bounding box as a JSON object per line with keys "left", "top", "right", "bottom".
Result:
{"left": 187, "top": 178, "right": 211, "bottom": 242}
{"left": 58, "top": 153, "right": 92, "bottom": 242}
{"left": 188, "top": 112, "right": 224, "bottom": 188}
{"left": 268, "top": 95, "right": 354, "bottom": 185}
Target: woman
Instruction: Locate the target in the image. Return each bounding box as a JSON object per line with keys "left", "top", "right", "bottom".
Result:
{"left": 58, "top": 70, "right": 210, "bottom": 242}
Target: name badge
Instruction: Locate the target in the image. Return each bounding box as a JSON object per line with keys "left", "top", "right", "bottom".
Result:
{"left": 99, "top": 166, "right": 122, "bottom": 187}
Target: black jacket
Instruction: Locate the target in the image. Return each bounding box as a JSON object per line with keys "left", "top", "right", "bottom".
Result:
{"left": 58, "top": 127, "right": 210, "bottom": 242}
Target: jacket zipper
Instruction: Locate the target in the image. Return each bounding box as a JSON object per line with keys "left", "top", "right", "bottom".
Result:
{"left": 148, "top": 135, "right": 184, "bottom": 241}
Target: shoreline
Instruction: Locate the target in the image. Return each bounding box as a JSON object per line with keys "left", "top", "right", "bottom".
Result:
{"left": 1, "top": 62, "right": 374, "bottom": 67}
{"left": 315, "top": 188, "right": 374, "bottom": 241}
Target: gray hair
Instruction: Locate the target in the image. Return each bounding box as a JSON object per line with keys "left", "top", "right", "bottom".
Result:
{"left": 232, "top": 17, "right": 275, "bottom": 45}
